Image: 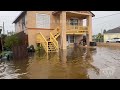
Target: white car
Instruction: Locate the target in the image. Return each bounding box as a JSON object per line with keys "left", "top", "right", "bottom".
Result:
{"left": 106, "top": 38, "right": 120, "bottom": 43}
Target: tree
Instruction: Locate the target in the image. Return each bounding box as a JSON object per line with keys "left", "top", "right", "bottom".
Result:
{"left": 0, "top": 34, "right": 7, "bottom": 51}
{"left": 96, "top": 33, "right": 104, "bottom": 42}
{"left": 103, "top": 29, "right": 107, "bottom": 34}
{"left": 4, "top": 34, "right": 21, "bottom": 50}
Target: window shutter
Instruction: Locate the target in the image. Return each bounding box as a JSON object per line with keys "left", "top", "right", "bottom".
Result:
{"left": 36, "top": 14, "right": 50, "bottom": 28}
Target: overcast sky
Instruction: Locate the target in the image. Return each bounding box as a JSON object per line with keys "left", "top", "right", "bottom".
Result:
{"left": 0, "top": 11, "right": 120, "bottom": 35}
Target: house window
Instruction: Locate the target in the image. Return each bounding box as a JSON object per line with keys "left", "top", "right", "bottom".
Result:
{"left": 36, "top": 14, "right": 50, "bottom": 28}
{"left": 70, "top": 35, "right": 74, "bottom": 43}
{"left": 70, "top": 18, "right": 78, "bottom": 25}
{"left": 22, "top": 16, "right": 26, "bottom": 30}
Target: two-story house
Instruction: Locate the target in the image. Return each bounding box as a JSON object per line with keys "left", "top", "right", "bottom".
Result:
{"left": 13, "top": 11, "right": 95, "bottom": 52}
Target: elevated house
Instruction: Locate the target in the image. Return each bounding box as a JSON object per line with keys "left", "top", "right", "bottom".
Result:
{"left": 13, "top": 11, "right": 95, "bottom": 52}
{"left": 104, "top": 26, "right": 120, "bottom": 42}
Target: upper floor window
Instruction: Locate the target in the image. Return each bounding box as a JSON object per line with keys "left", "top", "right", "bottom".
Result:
{"left": 36, "top": 14, "right": 50, "bottom": 29}
{"left": 70, "top": 18, "right": 78, "bottom": 25}
{"left": 22, "top": 16, "right": 25, "bottom": 26}
{"left": 22, "top": 16, "right": 26, "bottom": 30}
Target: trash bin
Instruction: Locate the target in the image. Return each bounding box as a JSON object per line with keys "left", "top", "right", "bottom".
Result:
{"left": 90, "top": 42, "right": 97, "bottom": 46}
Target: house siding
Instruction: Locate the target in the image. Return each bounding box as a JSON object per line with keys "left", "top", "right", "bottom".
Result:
{"left": 27, "top": 29, "right": 52, "bottom": 48}
{"left": 104, "top": 33, "right": 120, "bottom": 42}
{"left": 26, "top": 11, "right": 57, "bottom": 29}
{"left": 15, "top": 14, "right": 27, "bottom": 33}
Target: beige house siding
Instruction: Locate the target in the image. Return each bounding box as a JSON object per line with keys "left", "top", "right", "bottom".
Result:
{"left": 27, "top": 29, "right": 52, "bottom": 48}
{"left": 104, "top": 33, "right": 120, "bottom": 42}
{"left": 26, "top": 11, "right": 62, "bottom": 47}
{"left": 26, "top": 11, "right": 57, "bottom": 29}
{"left": 51, "top": 15, "right": 60, "bottom": 29}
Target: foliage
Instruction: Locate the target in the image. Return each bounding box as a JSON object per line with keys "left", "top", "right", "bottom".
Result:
{"left": 94, "top": 33, "right": 104, "bottom": 42}
{"left": 103, "top": 29, "right": 107, "bottom": 34}
{"left": 97, "top": 33, "right": 103, "bottom": 39}
{"left": 0, "top": 34, "right": 7, "bottom": 47}
{"left": 1, "top": 34, "right": 7, "bottom": 40}
{"left": 36, "top": 44, "right": 44, "bottom": 51}
{"left": 4, "top": 34, "right": 21, "bottom": 50}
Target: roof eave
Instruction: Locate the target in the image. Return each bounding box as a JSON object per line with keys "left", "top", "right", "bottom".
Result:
{"left": 52, "top": 11, "right": 95, "bottom": 17}
{"left": 13, "top": 11, "right": 26, "bottom": 24}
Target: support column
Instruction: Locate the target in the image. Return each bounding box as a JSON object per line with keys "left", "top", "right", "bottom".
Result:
{"left": 86, "top": 15, "right": 92, "bottom": 46}
{"left": 60, "top": 11, "right": 67, "bottom": 49}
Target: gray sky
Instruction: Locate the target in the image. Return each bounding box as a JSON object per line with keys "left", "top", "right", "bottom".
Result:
{"left": 0, "top": 11, "right": 120, "bottom": 35}
{"left": 92, "top": 11, "right": 120, "bottom": 35}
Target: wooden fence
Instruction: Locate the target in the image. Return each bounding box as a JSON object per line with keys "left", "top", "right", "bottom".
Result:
{"left": 12, "top": 31, "right": 29, "bottom": 59}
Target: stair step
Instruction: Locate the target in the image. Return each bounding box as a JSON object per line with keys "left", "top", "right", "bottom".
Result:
{"left": 48, "top": 45, "right": 54, "bottom": 47}
{"left": 48, "top": 50, "right": 56, "bottom": 52}
{"left": 48, "top": 48, "right": 55, "bottom": 49}
{"left": 48, "top": 49, "right": 56, "bottom": 51}
{"left": 48, "top": 49, "right": 56, "bottom": 50}
{"left": 48, "top": 44, "right": 53, "bottom": 45}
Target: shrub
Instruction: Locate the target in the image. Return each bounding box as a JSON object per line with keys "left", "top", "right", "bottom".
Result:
{"left": 4, "top": 34, "right": 21, "bottom": 50}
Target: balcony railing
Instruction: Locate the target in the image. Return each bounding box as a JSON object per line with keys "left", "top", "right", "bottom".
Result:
{"left": 66, "top": 25, "right": 88, "bottom": 34}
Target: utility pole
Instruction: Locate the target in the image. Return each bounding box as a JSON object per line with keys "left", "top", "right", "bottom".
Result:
{"left": 101, "top": 29, "right": 102, "bottom": 34}
{"left": 3, "top": 22, "right": 5, "bottom": 34}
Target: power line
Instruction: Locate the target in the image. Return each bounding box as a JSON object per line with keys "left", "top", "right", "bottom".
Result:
{"left": 93, "top": 12, "right": 120, "bottom": 20}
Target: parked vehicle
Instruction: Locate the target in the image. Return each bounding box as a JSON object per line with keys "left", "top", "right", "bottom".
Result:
{"left": 106, "top": 38, "right": 120, "bottom": 43}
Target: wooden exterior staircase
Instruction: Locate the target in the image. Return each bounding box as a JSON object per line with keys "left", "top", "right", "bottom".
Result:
{"left": 36, "top": 27, "right": 60, "bottom": 52}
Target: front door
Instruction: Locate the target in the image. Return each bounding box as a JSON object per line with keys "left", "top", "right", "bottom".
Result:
{"left": 67, "top": 35, "right": 76, "bottom": 45}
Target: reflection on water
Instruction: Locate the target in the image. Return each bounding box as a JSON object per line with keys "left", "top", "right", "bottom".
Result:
{"left": 1, "top": 46, "right": 120, "bottom": 79}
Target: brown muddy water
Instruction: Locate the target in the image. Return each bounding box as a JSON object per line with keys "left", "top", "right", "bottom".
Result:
{"left": 0, "top": 46, "right": 120, "bottom": 79}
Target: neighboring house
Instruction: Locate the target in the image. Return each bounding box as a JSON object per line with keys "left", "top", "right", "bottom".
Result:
{"left": 13, "top": 11, "right": 95, "bottom": 52}
{"left": 104, "top": 26, "right": 120, "bottom": 42}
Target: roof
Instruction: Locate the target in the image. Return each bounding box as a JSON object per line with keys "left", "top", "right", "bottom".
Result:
{"left": 13, "top": 11, "right": 95, "bottom": 23}
{"left": 13, "top": 11, "right": 26, "bottom": 23}
{"left": 52, "top": 11, "right": 95, "bottom": 17}
{"left": 90, "top": 11, "right": 95, "bottom": 17}
{"left": 105, "top": 26, "right": 120, "bottom": 34}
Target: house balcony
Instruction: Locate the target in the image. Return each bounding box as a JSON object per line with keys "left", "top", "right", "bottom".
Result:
{"left": 66, "top": 25, "right": 88, "bottom": 35}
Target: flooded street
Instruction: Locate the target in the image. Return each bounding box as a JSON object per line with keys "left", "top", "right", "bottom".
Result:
{"left": 0, "top": 46, "right": 120, "bottom": 79}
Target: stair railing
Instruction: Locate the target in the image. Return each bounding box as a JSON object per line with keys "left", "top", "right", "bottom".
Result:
{"left": 39, "top": 32, "right": 48, "bottom": 52}
{"left": 50, "top": 32, "right": 59, "bottom": 51}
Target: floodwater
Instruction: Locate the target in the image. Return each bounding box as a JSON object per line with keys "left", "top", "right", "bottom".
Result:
{"left": 0, "top": 46, "right": 120, "bottom": 79}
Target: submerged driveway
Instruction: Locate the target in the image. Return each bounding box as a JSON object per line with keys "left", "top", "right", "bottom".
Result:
{"left": 0, "top": 46, "right": 120, "bottom": 79}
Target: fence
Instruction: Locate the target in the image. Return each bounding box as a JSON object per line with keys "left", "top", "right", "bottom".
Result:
{"left": 12, "top": 45, "right": 28, "bottom": 59}
{"left": 12, "top": 31, "right": 28, "bottom": 59}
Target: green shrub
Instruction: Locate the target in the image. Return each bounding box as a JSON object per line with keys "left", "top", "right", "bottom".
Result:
{"left": 4, "top": 34, "right": 21, "bottom": 50}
